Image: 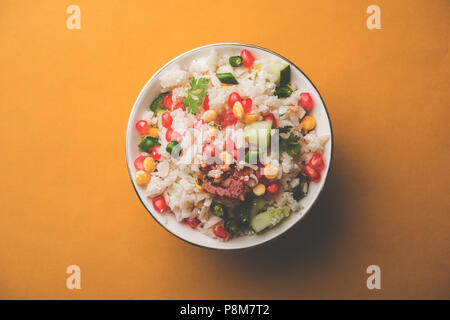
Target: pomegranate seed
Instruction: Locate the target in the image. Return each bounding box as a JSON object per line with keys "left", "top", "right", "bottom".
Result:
{"left": 186, "top": 217, "right": 200, "bottom": 229}
{"left": 303, "top": 165, "right": 321, "bottom": 182}
{"left": 240, "top": 49, "right": 255, "bottom": 68}
{"left": 163, "top": 93, "right": 173, "bottom": 109}
{"left": 135, "top": 120, "right": 149, "bottom": 135}
{"left": 228, "top": 92, "right": 241, "bottom": 108}
{"left": 299, "top": 92, "right": 313, "bottom": 110}
{"left": 309, "top": 154, "right": 325, "bottom": 171}
{"left": 213, "top": 225, "right": 230, "bottom": 239}
{"left": 267, "top": 182, "right": 280, "bottom": 194}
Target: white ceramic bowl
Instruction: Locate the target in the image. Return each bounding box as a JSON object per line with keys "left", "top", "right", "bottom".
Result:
{"left": 126, "top": 43, "right": 333, "bottom": 250}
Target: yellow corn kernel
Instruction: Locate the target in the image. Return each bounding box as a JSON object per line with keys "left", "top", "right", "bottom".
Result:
{"left": 232, "top": 101, "right": 244, "bottom": 120}
{"left": 301, "top": 115, "right": 316, "bottom": 131}
{"left": 264, "top": 164, "right": 279, "bottom": 180}
{"left": 146, "top": 127, "right": 159, "bottom": 138}
{"left": 203, "top": 109, "right": 218, "bottom": 122}
{"left": 143, "top": 157, "right": 156, "bottom": 172}
{"left": 208, "top": 127, "right": 218, "bottom": 140}
{"left": 195, "top": 179, "right": 202, "bottom": 191}
{"left": 219, "top": 151, "right": 233, "bottom": 165}
{"left": 244, "top": 113, "right": 258, "bottom": 124}
{"left": 135, "top": 170, "right": 150, "bottom": 186}
{"left": 253, "top": 184, "right": 266, "bottom": 196}
{"left": 221, "top": 84, "right": 231, "bottom": 90}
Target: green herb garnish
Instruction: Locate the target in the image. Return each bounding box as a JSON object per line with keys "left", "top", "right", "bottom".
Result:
{"left": 278, "top": 126, "right": 301, "bottom": 156}
{"left": 279, "top": 125, "right": 293, "bottom": 134}
{"left": 150, "top": 92, "right": 170, "bottom": 112}
{"left": 274, "top": 86, "right": 293, "bottom": 98}
{"left": 183, "top": 77, "right": 209, "bottom": 115}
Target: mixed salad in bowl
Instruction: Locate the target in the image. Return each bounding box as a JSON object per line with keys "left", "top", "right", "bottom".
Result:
{"left": 129, "top": 47, "right": 330, "bottom": 242}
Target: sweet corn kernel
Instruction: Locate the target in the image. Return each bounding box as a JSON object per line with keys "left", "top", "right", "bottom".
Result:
{"left": 208, "top": 127, "right": 218, "bottom": 140}
{"left": 195, "top": 179, "right": 202, "bottom": 191}
{"left": 135, "top": 170, "right": 150, "bottom": 186}
{"left": 147, "top": 127, "right": 159, "bottom": 138}
{"left": 219, "top": 151, "right": 233, "bottom": 165}
{"left": 232, "top": 101, "right": 245, "bottom": 120}
{"left": 253, "top": 184, "right": 266, "bottom": 196}
{"left": 203, "top": 110, "right": 217, "bottom": 122}
{"left": 221, "top": 84, "right": 231, "bottom": 90}
{"left": 143, "top": 157, "right": 156, "bottom": 172}
{"left": 244, "top": 114, "right": 259, "bottom": 124}
{"left": 301, "top": 115, "right": 316, "bottom": 131}
{"left": 264, "top": 164, "right": 279, "bottom": 180}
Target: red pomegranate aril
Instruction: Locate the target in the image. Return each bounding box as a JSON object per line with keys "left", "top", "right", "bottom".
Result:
{"left": 134, "top": 155, "right": 147, "bottom": 171}
{"left": 267, "top": 182, "right": 280, "bottom": 194}
{"left": 152, "top": 195, "right": 167, "bottom": 213}
{"left": 203, "top": 95, "right": 210, "bottom": 110}
{"left": 309, "top": 154, "right": 325, "bottom": 171}
{"left": 213, "top": 225, "right": 230, "bottom": 239}
{"left": 303, "top": 165, "right": 321, "bottom": 182}
{"left": 224, "top": 138, "right": 235, "bottom": 153}
{"left": 163, "top": 93, "right": 173, "bottom": 109}
{"left": 203, "top": 144, "right": 216, "bottom": 157}
{"left": 135, "top": 120, "right": 149, "bottom": 134}
{"left": 299, "top": 92, "right": 313, "bottom": 110}
{"left": 263, "top": 113, "right": 277, "bottom": 128}
{"left": 242, "top": 98, "right": 252, "bottom": 113}
{"left": 228, "top": 92, "right": 241, "bottom": 108}
{"left": 161, "top": 112, "right": 173, "bottom": 128}
{"left": 165, "top": 128, "right": 173, "bottom": 141}
{"left": 171, "top": 131, "right": 182, "bottom": 143}
{"left": 221, "top": 112, "right": 238, "bottom": 126}
{"left": 186, "top": 217, "right": 200, "bottom": 229}
{"left": 240, "top": 49, "right": 255, "bottom": 68}
{"left": 194, "top": 119, "right": 205, "bottom": 130}
{"left": 151, "top": 145, "right": 161, "bottom": 161}
{"left": 173, "top": 101, "right": 185, "bottom": 111}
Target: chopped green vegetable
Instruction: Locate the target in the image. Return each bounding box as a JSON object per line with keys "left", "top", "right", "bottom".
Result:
{"left": 287, "top": 143, "right": 301, "bottom": 156}
{"left": 166, "top": 141, "right": 181, "bottom": 158}
{"left": 229, "top": 56, "right": 244, "bottom": 67}
{"left": 274, "top": 86, "right": 293, "bottom": 98}
{"left": 243, "top": 120, "right": 273, "bottom": 148}
{"left": 245, "top": 150, "right": 259, "bottom": 163}
{"left": 293, "top": 175, "right": 309, "bottom": 200}
{"left": 150, "top": 92, "right": 169, "bottom": 112}
{"left": 279, "top": 125, "right": 293, "bottom": 134}
{"left": 234, "top": 202, "right": 251, "bottom": 224}
{"left": 261, "top": 62, "right": 291, "bottom": 86}
{"left": 224, "top": 219, "right": 240, "bottom": 234}
{"left": 183, "top": 77, "right": 209, "bottom": 115}
{"left": 138, "top": 136, "right": 159, "bottom": 152}
{"left": 249, "top": 197, "right": 268, "bottom": 218}
{"left": 211, "top": 202, "right": 226, "bottom": 218}
{"left": 216, "top": 73, "right": 239, "bottom": 84}
{"left": 250, "top": 205, "right": 290, "bottom": 233}
{"left": 285, "top": 134, "right": 300, "bottom": 144}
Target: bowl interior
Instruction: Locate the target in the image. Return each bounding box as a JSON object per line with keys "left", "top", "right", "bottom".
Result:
{"left": 126, "top": 43, "right": 333, "bottom": 250}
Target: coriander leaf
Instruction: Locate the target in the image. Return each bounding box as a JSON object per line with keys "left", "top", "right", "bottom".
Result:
{"left": 183, "top": 77, "right": 209, "bottom": 115}
{"left": 279, "top": 125, "right": 293, "bottom": 134}
{"left": 287, "top": 143, "right": 301, "bottom": 156}
{"left": 285, "top": 134, "right": 300, "bottom": 144}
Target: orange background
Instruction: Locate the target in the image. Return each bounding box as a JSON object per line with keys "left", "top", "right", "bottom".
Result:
{"left": 0, "top": 0, "right": 449, "bottom": 299}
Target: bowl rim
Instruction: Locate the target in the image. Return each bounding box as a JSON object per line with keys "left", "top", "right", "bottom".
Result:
{"left": 125, "top": 42, "right": 334, "bottom": 251}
